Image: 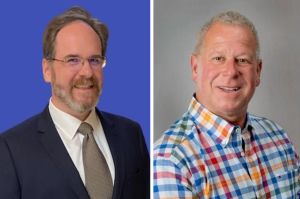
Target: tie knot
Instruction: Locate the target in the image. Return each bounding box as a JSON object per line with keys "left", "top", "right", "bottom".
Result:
{"left": 77, "top": 122, "right": 93, "bottom": 136}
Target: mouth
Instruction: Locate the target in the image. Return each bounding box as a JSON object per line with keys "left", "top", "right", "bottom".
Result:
{"left": 73, "top": 78, "right": 97, "bottom": 90}
{"left": 74, "top": 84, "right": 94, "bottom": 89}
{"left": 218, "top": 86, "right": 241, "bottom": 93}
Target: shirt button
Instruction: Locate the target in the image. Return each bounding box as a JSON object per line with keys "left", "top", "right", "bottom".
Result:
{"left": 236, "top": 128, "right": 241, "bottom": 134}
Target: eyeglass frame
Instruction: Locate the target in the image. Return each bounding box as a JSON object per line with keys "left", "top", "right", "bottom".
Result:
{"left": 47, "top": 55, "right": 107, "bottom": 69}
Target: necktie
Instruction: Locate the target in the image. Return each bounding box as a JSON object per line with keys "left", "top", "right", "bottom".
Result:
{"left": 77, "top": 122, "right": 113, "bottom": 199}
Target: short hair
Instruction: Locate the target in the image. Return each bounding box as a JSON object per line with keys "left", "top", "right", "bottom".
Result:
{"left": 194, "top": 11, "right": 260, "bottom": 58}
{"left": 43, "top": 6, "right": 109, "bottom": 59}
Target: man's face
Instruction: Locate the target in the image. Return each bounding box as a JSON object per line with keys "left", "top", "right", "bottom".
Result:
{"left": 191, "top": 22, "right": 262, "bottom": 127}
{"left": 43, "top": 21, "right": 103, "bottom": 118}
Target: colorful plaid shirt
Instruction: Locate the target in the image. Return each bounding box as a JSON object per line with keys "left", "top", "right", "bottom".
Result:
{"left": 154, "top": 97, "right": 300, "bottom": 198}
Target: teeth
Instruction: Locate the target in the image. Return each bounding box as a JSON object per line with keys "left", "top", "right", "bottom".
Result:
{"left": 75, "top": 84, "right": 93, "bottom": 89}
{"left": 220, "top": 87, "right": 239, "bottom": 91}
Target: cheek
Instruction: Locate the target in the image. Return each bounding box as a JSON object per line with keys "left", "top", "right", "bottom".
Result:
{"left": 94, "top": 71, "right": 103, "bottom": 84}
{"left": 194, "top": 68, "right": 216, "bottom": 93}
{"left": 245, "top": 69, "right": 259, "bottom": 85}
{"left": 54, "top": 70, "right": 75, "bottom": 88}
{"left": 200, "top": 66, "right": 219, "bottom": 86}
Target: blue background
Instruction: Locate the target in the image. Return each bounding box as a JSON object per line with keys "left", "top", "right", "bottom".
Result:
{"left": 0, "top": 1, "right": 150, "bottom": 150}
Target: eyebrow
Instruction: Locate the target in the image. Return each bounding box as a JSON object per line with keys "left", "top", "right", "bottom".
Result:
{"left": 64, "top": 54, "right": 103, "bottom": 58}
{"left": 89, "top": 54, "right": 104, "bottom": 58}
{"left": 235, "top": 54, "right": 255, "bottom": 60}
{"left": 64, "top": 54, "right": 80, "bottom": 58}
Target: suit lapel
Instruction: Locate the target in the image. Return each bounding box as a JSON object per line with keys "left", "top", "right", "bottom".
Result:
{"left": 97, "top": 110, "right": 125, "bottom": 199}
{"left": 37, "top": 107, "right": 90, "bottom": 199}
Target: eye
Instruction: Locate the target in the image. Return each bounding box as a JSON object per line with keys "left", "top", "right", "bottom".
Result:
{"left": 212, "top": 56, "right": 225, "bottom": 63}
{"left": 89, "top": 57, "right": 102, "bottom": 66}
{"left": 236, "top": 58, "right": 250, "bottom": 64}
{"left": 65, "top": 57, "right": 81, "bottom": 65}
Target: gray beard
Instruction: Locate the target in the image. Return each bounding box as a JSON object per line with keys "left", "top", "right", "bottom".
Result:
{"left": 52, "top": 84, "right": 101, "bottom": 113}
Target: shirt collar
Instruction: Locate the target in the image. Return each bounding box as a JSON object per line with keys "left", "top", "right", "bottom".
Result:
{"left": 188, "top": 95, "right": 252, "bottom": 146}
{"left": 48, "top": 99, "right": 98, "bottom": 140}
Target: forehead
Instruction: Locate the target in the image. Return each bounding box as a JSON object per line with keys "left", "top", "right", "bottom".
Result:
{"left": 55, "top": 20, "right": 101, "bottom": 55}
{"left": 202, "top": 22, "right": 257, "bottom": 53}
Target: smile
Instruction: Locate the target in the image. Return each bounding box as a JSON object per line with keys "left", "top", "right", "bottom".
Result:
{"left": 74, "top": 85, "right": 94, "bottom": 89}
{"left": 218, "top": 86, "right": 241, "bottom": 92}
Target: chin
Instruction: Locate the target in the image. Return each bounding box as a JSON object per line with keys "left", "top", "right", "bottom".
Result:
{"left": 217, "top": 104, "right": 243, "bottom": 116}
{"left": 69, "top": 102, "right": 95, "bottom": 113}
{"left": 67, "top": 96, "right": 98, "bottom": 113}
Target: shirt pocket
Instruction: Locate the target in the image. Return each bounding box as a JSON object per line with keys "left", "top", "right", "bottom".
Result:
{"left": 274, "top": 168, "right": 299, "bottom": 197}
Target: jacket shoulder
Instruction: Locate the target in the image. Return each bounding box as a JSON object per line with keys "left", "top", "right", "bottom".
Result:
{"left": 99, "top": 110, "right": 141, "bottom": 128}
{"left": 1, "top": 113, "right": 42, "bottom": 139}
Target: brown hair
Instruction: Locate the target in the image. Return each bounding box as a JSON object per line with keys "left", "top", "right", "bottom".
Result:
{"left": 43, "top": 6, "right": 109, "bottom": 59}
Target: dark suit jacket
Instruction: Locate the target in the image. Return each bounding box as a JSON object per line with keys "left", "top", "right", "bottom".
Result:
{"left": 0, "top": 106, "right": 149, "bottom": 199}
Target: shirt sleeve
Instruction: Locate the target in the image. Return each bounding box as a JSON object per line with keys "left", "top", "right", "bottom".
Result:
{"left": 153, "top": 148, "right": 197, "bottom": 199}
{"left": 268, "top": 120, "right": 300, "bottom": 192}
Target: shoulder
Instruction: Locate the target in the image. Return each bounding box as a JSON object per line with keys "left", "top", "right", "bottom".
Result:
{"left": 100, "top": 110, "right": 141, "bottom": 128}
{"left": 154, "top": 112, "right": 199, "bottom": 161}
{"left": 1, "top": 112, "right": 42, "bottom": 140}
{"left": 99, "top": 110, "right": 149, "bottom": 167}
{"left": 98, "top": 110, "right": 144, "bottom": 140}
{"left": 249, "top": 114, "right": 300, "bottom": 169}
{"left": 1, "top": 106, "right": 54, "bottom": 146}
{"left": 153, "top": 113, "right": 204, "bottom": 196}
{"left": 97, "top": 110, "right": 145, "bottom": 142}
{"left": 0, "top": 111, "right": 46, "bottom": 156}
{"left": 249, "top": 114, "right": 284, "bottom": 132}
{"left": 248, "top": 114, "right": 288, "bottom": 141}
{"left": 155, "top": 113, "right": 191, "bottom": 144}
{"left": 248, "top": 114, "right": 291, "bottom": 143}
{"left": 249, "top": 114, "right": 299, "bottom": 162}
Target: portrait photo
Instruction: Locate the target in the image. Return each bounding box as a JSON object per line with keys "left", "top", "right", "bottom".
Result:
{"left": 154, "top": 0, "right": 300, "bottom": 153}
{"left": 153, "top": 0, "right": 300, "bottom": 197}
{"left": 0, "top": 1, "right": 150, "bottom": 198}
{"left": 0, "top": 1, "right": 150, "bottom": 149}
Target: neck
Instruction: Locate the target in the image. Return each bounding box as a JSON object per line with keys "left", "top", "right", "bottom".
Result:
{"left": 69, "top": 110, "right": 91, "bottom": 121}
{"left": 226, "top": 115, "right": 247, "bottom": 129}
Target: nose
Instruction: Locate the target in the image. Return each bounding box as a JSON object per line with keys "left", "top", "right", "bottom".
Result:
{"left": 78, "top": 59, "right": 93, "bottom": 77}
{"left": 222, "top": 58, "right": 239, "bottom": 77}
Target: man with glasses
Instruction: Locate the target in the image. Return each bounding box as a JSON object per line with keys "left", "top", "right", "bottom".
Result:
{"left": 0, "top": 6, "right": 149, "bottom": 199}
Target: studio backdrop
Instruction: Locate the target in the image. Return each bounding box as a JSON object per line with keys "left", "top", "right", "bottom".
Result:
{"left": 0, "top": 0, "right": 150, "bottom": 150}
{"left": 154, "top": 0, "right": 300, "bottom": 154}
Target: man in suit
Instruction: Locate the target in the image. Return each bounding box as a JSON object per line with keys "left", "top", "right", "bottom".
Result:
{"left": 0, "top": 6, "right": 149, "bottom": 199}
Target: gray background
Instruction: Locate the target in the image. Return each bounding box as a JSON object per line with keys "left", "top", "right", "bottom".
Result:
{"left": 154, "top": 0, "right": 300, "bottom": 154}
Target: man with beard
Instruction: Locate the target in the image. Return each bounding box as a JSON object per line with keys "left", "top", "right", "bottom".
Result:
{"left": 0, "top": 6, "right": 149, "bottom": 199}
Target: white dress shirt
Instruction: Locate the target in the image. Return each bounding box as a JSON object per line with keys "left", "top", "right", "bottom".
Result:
{"left": 48, "top": 99, "right": 115, "bottom": 184}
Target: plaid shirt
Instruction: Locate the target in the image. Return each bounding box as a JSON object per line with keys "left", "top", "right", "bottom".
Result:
{"left": 154, "top": 97, "right": 300, "bottom": 198}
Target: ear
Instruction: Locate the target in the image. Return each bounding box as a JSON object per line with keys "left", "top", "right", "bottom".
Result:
{"left": 42, "top": 58, "right": 52, "bottom": 83}
{"left": 191, "top": 54, "right": 199, "bottom": 81}
{"left": 255, "top": 59, "right": 262, "bottom": 87}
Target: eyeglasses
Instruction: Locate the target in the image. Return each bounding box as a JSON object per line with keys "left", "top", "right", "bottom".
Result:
{"left": 48, "top": 55, "right": 106, "bottom": 69}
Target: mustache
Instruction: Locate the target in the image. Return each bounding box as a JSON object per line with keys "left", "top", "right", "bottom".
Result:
{"left": 73, "top": 77, "right": 99, "bottom": 88}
